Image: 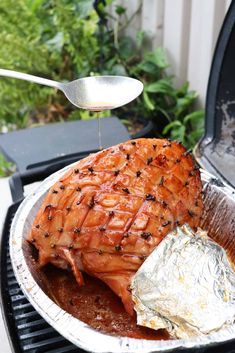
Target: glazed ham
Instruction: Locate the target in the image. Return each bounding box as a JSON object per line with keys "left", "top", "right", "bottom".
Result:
{"left": 28, "top": 138, "right": 203, "bottom": 315}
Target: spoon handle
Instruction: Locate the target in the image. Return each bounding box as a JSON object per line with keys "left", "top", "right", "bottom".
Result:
{"left": 0, "top": 69, "right": 63, "bottom": 90}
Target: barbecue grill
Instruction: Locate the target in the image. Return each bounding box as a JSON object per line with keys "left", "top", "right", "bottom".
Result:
{"left": 1, "top": 2, "right": 235, "bottom": 352}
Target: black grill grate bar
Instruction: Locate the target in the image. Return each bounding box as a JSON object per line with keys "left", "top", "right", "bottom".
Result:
{"left": 6, "top": 256, "right": 11, "bottom": 263}
{"left": 8, "top": 278, "right": 20, "bottom": 288}
{"left": 19, "top": 326, "right": 59, "bottom": 340}
{"left": 9, "top": 287, "right": 23, "bottom": 296}
{"left": 7, "top": 271, "right": 17, "bottom": 279}
{"left": 17, "top": 318, "right": 48, "bottom": 331}
{"left": 7, "top": 263, "right": 13, "bottom": 271}
{"left": 23, "top": 335, "right": 67, "bottom": 352}
{"left": 15, "top": 310, "right": 42, "bottom": 321}
{"left": 11, "top": 294, "right": 29, "bottom": 304}
{"left": 46, "top": 344, "right": 82, "bottom": 353}
{"left": 13, "top": 302, "right": 35, "bottom": 312}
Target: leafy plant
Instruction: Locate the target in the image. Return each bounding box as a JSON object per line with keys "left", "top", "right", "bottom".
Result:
{"left": 163, "top": 110, "right": 204, "bottom": 148}
{"left": 88, "top": 2, "right": 204, "bottom": 148}
{"left": 0, "top": 0, "right": 204, "bottom": 151}
{"left": 0, "top": 153, "right": 15, "bottom": 177}
{"left": 0, "top": 0, "right": 101, "bottom": 130}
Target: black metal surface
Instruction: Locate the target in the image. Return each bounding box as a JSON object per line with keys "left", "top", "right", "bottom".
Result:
{"left": 0, "top": 117, "right": 130, "bottom": 174}
{"left": 8, "top": 149, "right": 98, "bottom": 203}
{"left": 195, "top": 1, "right": 235, "bottom": 188}
{"left": 0, "top": 202, "right": 85, "bottom": 353}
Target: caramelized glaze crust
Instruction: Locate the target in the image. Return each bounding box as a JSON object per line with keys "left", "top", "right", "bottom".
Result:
{"left": 28, "top": 138, "right": 203, "bottom": 314}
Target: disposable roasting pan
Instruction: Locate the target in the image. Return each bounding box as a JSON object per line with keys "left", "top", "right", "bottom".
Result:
{"left": 9, "top": 164, "right": 235, "bottom": 353}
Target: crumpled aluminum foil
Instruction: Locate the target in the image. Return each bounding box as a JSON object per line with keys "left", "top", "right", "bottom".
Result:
{"left": 131, "top": 224, "right": 235, "bottom": 339}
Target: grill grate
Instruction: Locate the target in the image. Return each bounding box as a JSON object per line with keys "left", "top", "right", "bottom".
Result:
{"left": 0, "top": 202, "right": 85, "bottom": 353}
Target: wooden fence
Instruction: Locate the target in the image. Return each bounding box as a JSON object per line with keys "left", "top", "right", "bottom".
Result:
{"left": 110, "top": 0, "right": 232, "bottom": 106}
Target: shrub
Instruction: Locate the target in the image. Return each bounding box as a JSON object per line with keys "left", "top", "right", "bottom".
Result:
{"left": 0, "top": 0, "right": 204, "bottom": 176}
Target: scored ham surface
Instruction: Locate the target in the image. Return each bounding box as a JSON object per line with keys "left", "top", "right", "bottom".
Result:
{"left": 28, "top": 138, "right": 203, "bottom": 315}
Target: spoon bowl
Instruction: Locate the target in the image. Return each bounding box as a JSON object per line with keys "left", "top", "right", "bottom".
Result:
{"left": 0, "top": 69, "right": 143, "bottom": 111}
{"left": 63, "top": 76, "right": 143, "bottom": 111}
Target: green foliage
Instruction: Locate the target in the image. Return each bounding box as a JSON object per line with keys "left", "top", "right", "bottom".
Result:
{"left": 163, "top": 110, "right": 204, "bottom": 147}
{"left": 112, "top": 37, "right": 204, "bottom": 148}
{"left": 0, "top": 0, "right": 100, "bottom": 128}
{"left": 94, "top": 4, "right": 204, "bottom": 148}
{"left": 0, "top": 154, "right": 15, "bottom": 177}
{"left": 67, "top": 110, "right": 111, "bottom": 121}
{"left": 0, "top": 0, "right": 204, "bottom": 152}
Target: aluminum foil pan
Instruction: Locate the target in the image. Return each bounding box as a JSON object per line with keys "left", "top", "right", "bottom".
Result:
{"left": 10, "top": 166, "right": 235, "bottom": 353}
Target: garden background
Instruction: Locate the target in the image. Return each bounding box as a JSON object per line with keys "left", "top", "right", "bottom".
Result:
{"left": 0, "top": 0, "right": 230, "bottom": 175}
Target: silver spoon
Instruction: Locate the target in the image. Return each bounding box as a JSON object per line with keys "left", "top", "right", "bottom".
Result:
{"left": 0, "top": 69, "right": 143, "bottom": 111}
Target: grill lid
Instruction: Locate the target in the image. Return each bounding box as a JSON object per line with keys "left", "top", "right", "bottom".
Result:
{"left": 194, "top": 1, "right": 235, "bottom": 189}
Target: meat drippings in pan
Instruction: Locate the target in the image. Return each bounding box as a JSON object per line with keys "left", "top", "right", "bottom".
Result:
{"left": 43, "top": 264, "right": 170, "bottom": 339}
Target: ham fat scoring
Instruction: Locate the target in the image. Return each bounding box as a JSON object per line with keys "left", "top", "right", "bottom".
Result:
{"left": 28, "top": 138, "right": 203, "bottom": 315}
